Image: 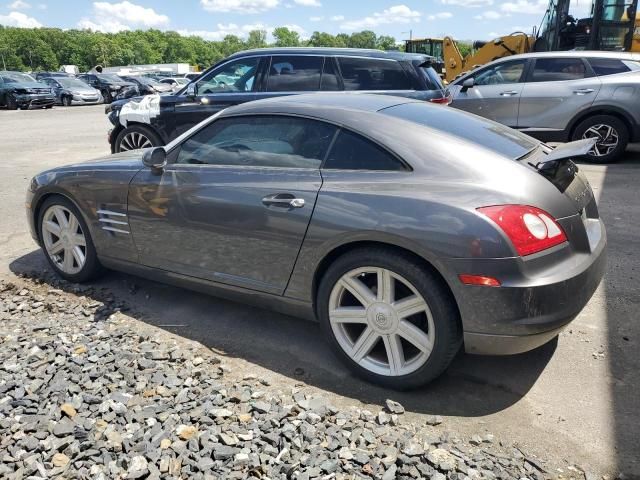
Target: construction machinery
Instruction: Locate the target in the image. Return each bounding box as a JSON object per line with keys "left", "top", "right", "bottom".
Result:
{"left": 409, "top": 0, "right": 640, "bottom": 83}
{"left": 404, "top": 37, "right": 446, "bottom": 74}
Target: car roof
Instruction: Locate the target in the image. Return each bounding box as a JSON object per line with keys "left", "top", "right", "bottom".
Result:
{"left": 222, "top": 92, "right": 415, "bottom": 119}
{"left": 227, "top": 47, "right": 434, "bottom": 63}
{"left": 494, "top": 50, "right": 640, "bottom": 61}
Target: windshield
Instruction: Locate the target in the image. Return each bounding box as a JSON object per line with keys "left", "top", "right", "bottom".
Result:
{"left": 1, "top": 72, "right": 36, "bottom": 84}
{"left": 382, "top": 102, "right": 538, "bottom": 159}
{"left": 98, "top": 74, "right": 126, "bottom": 83}
{"left": 57, "top": 78, "right": 93, "bottom": 89}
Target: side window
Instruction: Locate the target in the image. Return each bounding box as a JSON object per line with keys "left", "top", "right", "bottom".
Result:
{"left": 338, "top": 57, "right": 412, "bottom": 90}
{"left": 472, "top": 60, "right": 526, "bottom": 86}
{"left": 529, "top": 58, "right": 587, "bottom": 82}
{"left": 266, "top": 55, "right": 323, "bottom": 92}
{"left": 196, "top": 57, "right": 259, "bottom": 94}
{"left": 588, "top": 58, "right": 631, "bottom": 76}
{"left": 324, "top": 129, "right": 406, "bottom": 171}
{"left": 321, "top": 57, "right": 340, "bottom": 91}
{"left": 177, "top": 115, "right": 337, "bottom": 169}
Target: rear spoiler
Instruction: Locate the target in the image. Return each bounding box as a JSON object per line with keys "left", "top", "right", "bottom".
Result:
{"left": 530, "top": 139, "right": 597, "bottom": 170}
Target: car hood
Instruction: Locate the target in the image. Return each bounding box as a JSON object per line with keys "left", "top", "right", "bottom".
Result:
{"left": 11, "top": 81, "right": 51, "bottom": 90}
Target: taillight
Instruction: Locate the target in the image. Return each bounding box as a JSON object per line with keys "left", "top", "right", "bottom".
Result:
{"left": 429, "top": 94, "right": 451, "bottom": 105}
{"left": 477, "top": 205, "right": 567, "bottom": 256}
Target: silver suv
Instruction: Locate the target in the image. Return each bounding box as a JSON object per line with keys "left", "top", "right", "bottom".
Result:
{"left": 448, "top": 51, "right": 640, "bottom": 163}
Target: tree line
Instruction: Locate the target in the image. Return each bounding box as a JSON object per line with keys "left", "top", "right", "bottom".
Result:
{"left": 0, "top": 25, "right": 400, "bottom": 73}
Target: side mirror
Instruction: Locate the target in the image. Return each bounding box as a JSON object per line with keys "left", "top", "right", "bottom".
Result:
{"left": 461, "top": 77, "right": 475, "bottom": 92}
{"left": 186, "top": 82, "right": 197, "bottom": 98}
{"left": 142, "top": 147, "right": 166, "bottom": 170}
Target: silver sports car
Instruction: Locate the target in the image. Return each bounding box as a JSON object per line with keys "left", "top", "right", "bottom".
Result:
{"left": 26, "top": 93, "right": 606, "bottom": 389}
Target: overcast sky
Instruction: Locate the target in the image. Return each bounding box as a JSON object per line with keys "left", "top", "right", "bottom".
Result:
{"left": 0, "top": 0, "right": 594, "bottom": 42}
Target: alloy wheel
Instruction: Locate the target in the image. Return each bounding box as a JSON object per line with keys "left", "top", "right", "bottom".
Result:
{"left": 582, "top": 124, "right": 619, "bottom": 157}
{"left": 119, "top": 132, "right": 153, "bottom": 151}
{"left": 41, "top": 205, "right": 87, "bottom": 275}
{"left": 329, "top": 267, "right": 435, "bottom": 377}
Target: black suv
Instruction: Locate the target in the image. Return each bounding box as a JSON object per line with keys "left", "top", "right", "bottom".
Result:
{"left": 77, "top": 73, "right": 136, "bottom": 104}
{"left": 106, "top": 48, "right": 448, "bottom": 152}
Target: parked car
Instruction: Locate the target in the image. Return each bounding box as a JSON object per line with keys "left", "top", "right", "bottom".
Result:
{"left": 27, "top": 93, "right": 606, "bottom": 388}
{"left": 159, "top": 77, "right": 190, "bottom": 89}
{"left": 34, "top": 71, "right": 74, "bottom": 81}
{"left": 77, "top": 73, "right": 136, "bottom": 104}
{"left": 40, "top": 76, "right": 102, "bottom": 106}
{"left": 184, "top": 72, "right": 200, "bottom": 81}
{"left": 106, "top": 48, "right": 448, "bottom": 152}
{"left": 119, "top": 75, "right": 174, "bottom": 95}
{"left": 0, "top": 71, "right": 55, "bottom": 110}
{"left": 448, "top": 51, "right": 640, "bottom": 163}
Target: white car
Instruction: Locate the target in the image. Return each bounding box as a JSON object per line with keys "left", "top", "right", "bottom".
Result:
{"left": 159, "top": 77, "right": 190, "bottom": 91}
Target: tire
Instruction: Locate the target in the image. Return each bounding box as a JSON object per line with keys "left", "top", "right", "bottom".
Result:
{"left": 45, "top": 105, "right": 53, "bottom": 109}
{"left": 62, "top": 96, "right": 72, "bottom": 107}
{"left": 102, "top": 89, "right": 112, "bottom": 104}
{"left": 317, "top": 247, "right": 462, "bottom": 390}
{"left": 572, "top": 114, "right": 629, "bottom": 164}
{"left": 6, "top": 94, "right": 17, "bottom": 110}
{"left": 37, "top": 195, "right": 104, "bottom": 283}
{"left": 115, "top": 124, "right": 163, "bottom": 152}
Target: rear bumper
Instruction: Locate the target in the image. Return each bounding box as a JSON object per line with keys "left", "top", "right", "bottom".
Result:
{"left": 464, "top": 326, "right": 565, "bottom": 355}
{"left": 446, "top": 219, "right": 607, "bottom": 355}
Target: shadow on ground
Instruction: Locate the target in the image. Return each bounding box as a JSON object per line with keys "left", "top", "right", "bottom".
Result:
{"left": 11, "top": 248, "right": 556, "bottom": 419}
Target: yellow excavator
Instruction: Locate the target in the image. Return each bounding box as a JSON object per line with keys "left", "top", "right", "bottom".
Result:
{"left": 406, "top": 0, "right": 640, "bottom": 83}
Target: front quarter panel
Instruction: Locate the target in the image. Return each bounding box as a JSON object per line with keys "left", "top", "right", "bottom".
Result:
{"left": 29, "top": 156, "right": 144, "bottom": 263}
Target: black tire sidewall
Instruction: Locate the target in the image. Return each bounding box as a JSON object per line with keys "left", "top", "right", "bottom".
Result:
{"left": 317, "top": 248, "right": 462, "bottom": 390}
{"left": 572, "top": 115, "right": 629, "bottom": 164}
{"left": 37, "top": 195, "right": 103, "bottom": 283}
{"left": 6, "top": 94, "right": 17, "bottom": 110}
{"left": 115, "top": 125, "right": 163, "bottom": 153}
{"left": 63, "top": 96, "right": 72, "bottom": 106}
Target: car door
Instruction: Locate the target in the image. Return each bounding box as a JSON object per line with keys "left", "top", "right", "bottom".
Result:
{"left": 168, "top": 56, "right": 268, "bottom": 140}
{"left": 127, "top": 114, "right": 338, "bottom": 295}
{"left": 42, "top": 78, "right": 61, "bottom": 100}
{"left": 518, "top": 57, "right": 602, "bottom": 130}
{"left": 449, "top": 59, "right": 527, "bottom": 127}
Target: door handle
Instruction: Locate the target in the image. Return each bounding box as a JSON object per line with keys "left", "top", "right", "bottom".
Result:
{"left": 500, "top": 91, "right": 519, "bottom": 96}
{"left": 573, "top": 88, "right": 594, "bottom": 95}
{"left": 262, "top": 194, "right": 305, "bottom": 209}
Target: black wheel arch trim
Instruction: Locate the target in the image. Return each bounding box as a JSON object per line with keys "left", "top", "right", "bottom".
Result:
{"left": 32, "top": 188, "right": 95, "bottom": 245}
{"left": 567, "top": 105, "right": 638, "bottom": 142}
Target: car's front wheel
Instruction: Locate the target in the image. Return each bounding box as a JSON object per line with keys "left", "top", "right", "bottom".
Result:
{"left": 62, "top": 96, "right": 72, "bottom": 107}
{"left": 115, "top": 125, "right": 162, "bottom": 152}
{"left": 572, "top": 114, "right": 629, "bottom": 164}
{"left": 38, "top": 195, "right": 103, "bottom": 283}
{"left": 317, "top": 247, "right": 462, "bottom": 390}
{"left": 6, "top": 93, "right": 18, "bottom": 110}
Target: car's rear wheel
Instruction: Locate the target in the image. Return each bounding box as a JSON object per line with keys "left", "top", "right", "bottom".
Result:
{"left": 115, "top": 125, "right": 162, "bottom": 152}
{"left": 38, "top": 196, "right": 103, "bottom": 283}
{"left": 317, "top": 247, "right": 462, "bottom": 390}
{"left": 572, "top": 114, "right": 629, "bottom": 164}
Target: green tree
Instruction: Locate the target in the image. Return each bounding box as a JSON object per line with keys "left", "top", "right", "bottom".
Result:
{"left": 245, "top": 30, "right": 267, "bottom": 50}
{"left": 376, "top": 35, "right": 397, "bottom": 51}
{"left": 348, "top": 30, "right": 377, "bottom": 49}
{"left": 273, "top": 27, "right": 300, "bottom": 47}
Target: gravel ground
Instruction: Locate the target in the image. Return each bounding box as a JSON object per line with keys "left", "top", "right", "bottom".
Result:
{"left": 0, "top": 274, "right": 575, "bottom": 480}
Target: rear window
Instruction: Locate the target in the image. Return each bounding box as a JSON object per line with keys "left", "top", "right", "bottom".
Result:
{"left": 382, "top": 102, "right": 538, "bottom": 159}
{"left": 587, "top": 57, "right": 631, "bottom": 76}
{"left": 420, "top": 65, "right": 445, "bottom": 91}
{"left": 338, "top": 57, "right": 412, "bottom": 90}
{"left": 324, "top": 129, "right": 407, "bottom": 171}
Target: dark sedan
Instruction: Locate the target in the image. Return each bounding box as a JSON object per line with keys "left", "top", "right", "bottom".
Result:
{"left": 0, "top": 71, "right": 55, "bottom": 109}
{"left": 26, "top": 94, "right": 606, "bottom": 389}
